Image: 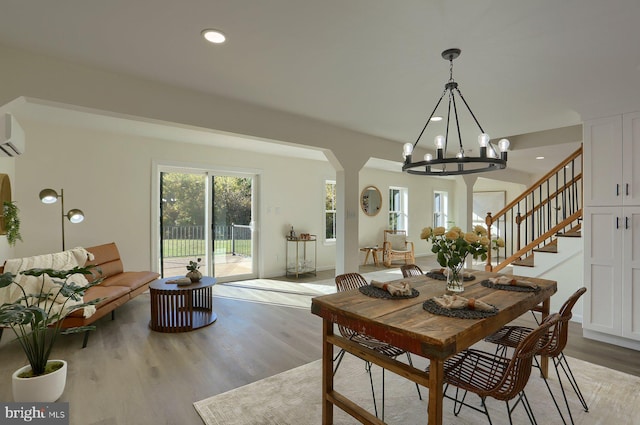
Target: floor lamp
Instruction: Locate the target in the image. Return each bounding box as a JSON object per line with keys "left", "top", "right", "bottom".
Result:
{"left": 39, "top": 188, "right": 85, "bottom": 251}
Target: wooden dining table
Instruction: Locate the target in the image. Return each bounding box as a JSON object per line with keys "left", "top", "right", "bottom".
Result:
{"left": 310, "top": 270, "right": 557, "bottom": 425}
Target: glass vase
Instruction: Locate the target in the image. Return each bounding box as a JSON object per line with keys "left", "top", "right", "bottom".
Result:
{"left": 446, "top": 263, "right": 465, "bottom": 293}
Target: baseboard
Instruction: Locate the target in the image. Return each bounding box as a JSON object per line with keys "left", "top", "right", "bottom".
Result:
{"left": 583, "top": 329, "right": 640, "bottom": 351}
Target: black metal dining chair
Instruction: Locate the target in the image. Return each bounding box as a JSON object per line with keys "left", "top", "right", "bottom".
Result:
{"left": 333, "top": 273, "right": 422, "bottom": 420}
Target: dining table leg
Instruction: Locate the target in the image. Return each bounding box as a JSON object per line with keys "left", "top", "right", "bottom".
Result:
{"left": 322, "top": 320, "right": 334, "bottom": 424}
{"left": 428, "top": 358, "right": 444, "bottom": 424}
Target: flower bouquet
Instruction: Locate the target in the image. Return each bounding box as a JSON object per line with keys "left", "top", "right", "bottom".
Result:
{"left": 420, "top": 225, "right": 489, "bottom": 292}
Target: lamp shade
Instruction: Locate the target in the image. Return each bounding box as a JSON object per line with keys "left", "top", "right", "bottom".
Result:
{"left": 66, "top": 209, "right": 85, "bottom": 224}
{"left": 39, "top": 188, "right": 59, "bottom": 204}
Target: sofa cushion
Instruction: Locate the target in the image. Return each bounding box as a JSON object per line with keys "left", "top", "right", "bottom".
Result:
{"left": 101, "top": 271, "right": 159, "bottom": 292}
{"left": 66, "top": 285, "right": 130, "bottom": 318}
{"left": 85, "top": 242, "right": 124, "bottom": 279}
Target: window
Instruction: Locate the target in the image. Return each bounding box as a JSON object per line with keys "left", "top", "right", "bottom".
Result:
{"left": 434, "top": 191, "right": 448, "bottom": 227}
{"left": 389, "top": 187, "right": 408, "bottom": 231}
{"left": 324, "top": 180, "right": 337, "bottom": 241}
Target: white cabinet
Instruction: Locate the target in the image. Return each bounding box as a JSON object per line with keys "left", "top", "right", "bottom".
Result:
{"left": 584, "top": 112, "right": 640, "bottom": 206}
{"left": 583, "top": 207, "right": 623, "bottom": 335}
{"left": 623, "top": 112, "right": 640, "bottom": 205}
{"left": 583, "top": 111, "right": 640, "bottom": 344}
{"left": 583, "top": 207, "right": 640, "bottom": 339}
{"left": 622, "top": 208, "right": 640, "bottom": 340}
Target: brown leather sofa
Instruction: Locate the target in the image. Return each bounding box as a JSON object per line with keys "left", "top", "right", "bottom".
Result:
{"left": 1, "top": 242, "right": 159, "bottom": 347}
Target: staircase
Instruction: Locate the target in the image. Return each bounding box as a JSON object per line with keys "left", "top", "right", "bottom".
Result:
{"left": 485, "top": 145, "right": 583, "bottom": 275}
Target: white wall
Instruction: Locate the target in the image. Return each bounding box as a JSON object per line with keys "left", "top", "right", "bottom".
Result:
{"left": 13, "top": 119, "right": 339, "bottom": 277}
{"left": 358, "top": 168, "right": 456, "bottom": 259}
{"left": 473, "top": 177, "right": 527, "bottom": 208}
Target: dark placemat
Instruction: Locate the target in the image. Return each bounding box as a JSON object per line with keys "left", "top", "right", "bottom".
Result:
{"left": 359, "top": 285, "right": 419, "bottom": 299}
{"left": 422, "top": 298, "right": 498, "bottom": 319}
{"left": 426, "top": 271, "right": 476, "bottom": 282}
{"left": 481, "top": 279, "right": 540, "bottom": 293}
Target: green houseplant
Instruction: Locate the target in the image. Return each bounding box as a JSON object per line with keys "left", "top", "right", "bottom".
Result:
{"left": 186, "top": 258, "right": 202, "bottom": 282}
{"left": 0, "top": 266, "right": 103, "bottom": 401}
{"left": 2, "top": 201, "right": 22, "bottom": 246}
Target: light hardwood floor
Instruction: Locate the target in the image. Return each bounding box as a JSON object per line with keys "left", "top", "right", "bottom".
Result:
{"left": 0, "top": 259, "right": 638, "bottom": 425}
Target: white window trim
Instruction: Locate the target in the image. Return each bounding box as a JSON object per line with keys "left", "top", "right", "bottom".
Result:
{"left": 389, "top": 186, "right": 408, "bottom": 231}
{"left": 324, "top": 179, "right": 337, "bottom": 244}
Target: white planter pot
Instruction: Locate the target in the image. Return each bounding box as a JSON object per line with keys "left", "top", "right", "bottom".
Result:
{"left": 12, "top": 360, "right": 67, "bottom": 402}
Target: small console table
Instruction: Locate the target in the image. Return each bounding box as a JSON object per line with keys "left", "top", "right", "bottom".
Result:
{"left": 286, "top": 236, "right": 317, "bottom": 278}
{"left": 149, "top": 276, "right": 217, "bottom": 333}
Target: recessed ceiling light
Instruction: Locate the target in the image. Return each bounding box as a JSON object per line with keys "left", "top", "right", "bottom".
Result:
{"left": 430, "top": 116, "right": 443, "bottom": 122}
{"left": 202, "top": 29, "right": 226, "bottom": 44}
{"left": 536, "top": 156, "right": 545, "bottom": 160}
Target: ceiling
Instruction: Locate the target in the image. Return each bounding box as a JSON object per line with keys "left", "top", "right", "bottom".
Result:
{"left": 1, "top": 0, "right": 639, "bottom": 175}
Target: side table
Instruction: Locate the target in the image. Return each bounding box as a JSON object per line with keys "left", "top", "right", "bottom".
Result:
{"left": 149, "top": 276, "right": 217, "bottom": 333}
{"left": 360, "top": 246, "right": 382, "bottom": 266}
{"left": 286, "top": 236, "right": 317, "bottom": 278}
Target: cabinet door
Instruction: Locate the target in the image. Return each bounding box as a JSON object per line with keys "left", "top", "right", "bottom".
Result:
{"left": 623, "top": 112, "right": 640, "bottom": 205}
{"left": 583, "top": 207, "right": 623, "bottom": 335}
{"left": 584, "top": 116, "right": 623, "bottom": 206}
{"left": 622, "top": 207, "right": 640, "bottom": 340}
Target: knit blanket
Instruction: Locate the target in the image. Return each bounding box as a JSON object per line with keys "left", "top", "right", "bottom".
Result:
{"left": 1, "top": 247, "right": 97, "bottom": 319}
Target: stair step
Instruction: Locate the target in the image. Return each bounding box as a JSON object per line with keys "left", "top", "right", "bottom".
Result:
{"left": 512, "top": 256, "right": 535, "bottom": 267}
{"left": 558, "top": 229, "right": 581, "bottom": 237}
{"left": 533, "top": 244, "right": 558, "bottom": 253}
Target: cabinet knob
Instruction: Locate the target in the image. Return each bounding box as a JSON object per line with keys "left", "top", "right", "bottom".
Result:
{"left": 626, "top": 216, "right": 630, "bottom": 230}
{"left": 616, "top": 184, "right": 620, "bottom": 196}
{"left": 616, "top": 217, "right": 620, "bottom": 229}
{"left": 627, "top": 183, "right": 630, "bottom": 196}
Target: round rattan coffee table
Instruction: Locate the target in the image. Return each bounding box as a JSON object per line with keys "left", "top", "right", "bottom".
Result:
{"left": 149, "top": 276, "right": 217, "bottom": 333}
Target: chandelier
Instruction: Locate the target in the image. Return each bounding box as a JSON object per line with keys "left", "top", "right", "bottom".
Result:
{"left": 402, "top": 48, "right": 509, "bottom": 176}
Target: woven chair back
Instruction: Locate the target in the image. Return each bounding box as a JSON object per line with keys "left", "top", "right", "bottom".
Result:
{"left": 334, "top": 273, "right": 368, "bottom": 339}
{"left": 494, "top": 313, "right": 561, "bottom": 400}
{"left": 538, "top": 287, "right": 587, "bottom": 357}
{"left": 400, "top": 264, "right": 424, "bottom": 278}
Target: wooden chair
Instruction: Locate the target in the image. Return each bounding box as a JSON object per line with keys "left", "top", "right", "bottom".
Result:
{"left": 400, "top": 264, "right": 424, "bottom": 278}
{"left": 433, "top": 313, "right": 561, "bottom": 424}
{"left": 333, "top": 273, "right": 421, "bottom": 420}
{"left": 485, "top": 287, "right": 588, "bottom": 425}
{"left": 382, "top": 230, "right": 415, "bottom": 267}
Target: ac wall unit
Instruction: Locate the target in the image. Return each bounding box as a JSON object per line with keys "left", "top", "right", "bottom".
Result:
{"left": 0, "top": 113, "right": 25, "bottom": 157}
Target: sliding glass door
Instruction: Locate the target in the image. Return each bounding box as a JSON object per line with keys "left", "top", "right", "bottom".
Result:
{"left": 211, "top": 175, "right": 254, "bottom": 280}
{"left": 158, "top": 167, "right": 256, "bottom": 282}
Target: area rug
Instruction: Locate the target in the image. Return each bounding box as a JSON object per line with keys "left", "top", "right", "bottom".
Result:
{"left": 194, "top": 351, "right": 639, "bottom": 424}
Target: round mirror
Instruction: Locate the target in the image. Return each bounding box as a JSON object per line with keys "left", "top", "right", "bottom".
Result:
{"left": 360, "top": 186, "right": 382, "bottom": 216}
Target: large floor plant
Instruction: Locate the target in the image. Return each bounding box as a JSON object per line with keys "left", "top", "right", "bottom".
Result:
{"left": 0, "top": 266, "right": 103, "bottom": 376}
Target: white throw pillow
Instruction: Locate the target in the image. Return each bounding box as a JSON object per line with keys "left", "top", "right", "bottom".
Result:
{"left": 387, "top": 233, "right": 407, "bottom": 251}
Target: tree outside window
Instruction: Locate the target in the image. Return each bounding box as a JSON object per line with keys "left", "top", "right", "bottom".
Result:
{"left": 389, "top": 187, "right": 408, "bottom": 231}
{"left": 325, "top": 180, "right": 337, "bottom": 241}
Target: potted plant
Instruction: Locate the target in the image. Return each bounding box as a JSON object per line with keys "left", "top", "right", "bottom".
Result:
{"left": 0, "top": 265, "right": 103, "bottom": 402}
{"left": 186, "top": 258, "right": 202, "bottom": 282}
{"left": 2, "top": 200, "right": 22, "bottom": 246}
